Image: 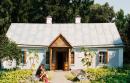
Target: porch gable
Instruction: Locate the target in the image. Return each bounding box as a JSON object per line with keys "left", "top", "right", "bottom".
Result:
{"left": 49, "top": 34, "right": 72, "bottom": 48}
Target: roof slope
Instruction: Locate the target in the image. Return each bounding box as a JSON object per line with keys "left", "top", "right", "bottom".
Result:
{"left": 6, "top": 23, "right": 123, "bottom": 47}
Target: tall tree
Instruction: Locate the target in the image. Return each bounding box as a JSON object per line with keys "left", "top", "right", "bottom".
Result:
{"left": 88, "top": 2, "right": 115, "bottom": 23}
{"left": 115, "top": 9, "right": 130, "bottom": 63}
{"left": 0, "top": 36, "right": 21, "bottom": 65}
{"left": 45, "top": 0, "right": 94, "bottom": 23}
{"left": 123, "top": 14, "right": 130, "bottom": 64}
{"left": 114, "top": 9, "right": 128, "bottom": 45}
{"left": 115, "top": 9, "right": 127, "bottom": 33}
{"left": 125, "top": 14, "right": 130, "bottom": 42}
{"left": 28, "top": 0, "right": 48, "bottom": 23}
{"left": 0, "top": 0, "right": 12, "bottom": 35}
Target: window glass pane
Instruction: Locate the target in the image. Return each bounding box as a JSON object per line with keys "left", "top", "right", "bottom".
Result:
{"left": 21, "top": 51, "right": 24, "bottom": 63}
{"left": 103, "top": 55, "right": 105, "bottom": 63}
{"left": 99, "top": 51, "right": 107, "bottom": 64}
{"left": 99, "top": 56, "right": 102, "bottom": 63}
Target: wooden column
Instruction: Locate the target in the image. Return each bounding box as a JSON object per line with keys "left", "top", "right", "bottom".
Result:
{"left": 50, "top": 48, "right": 52, "bottom": 70}
{"left": 68, "top": 48, "right": 71, "bottom": 70}
{"left": 24, "top": 49, "right": 27, "bottom": 64}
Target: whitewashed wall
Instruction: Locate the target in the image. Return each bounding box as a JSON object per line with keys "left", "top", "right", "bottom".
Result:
{"left": 70, "top": 48, "right": 85, "bottom": 69}
{"left": 95, "top": 48, "right": 123, "bottom": 67}
{"left": 118, "top": 48, "right": 123, "bottom": 67}
{"left": 21, "top": 48, "right": 47, "bottom": 69}
{"left": 70, "top": 47, "right": 123, "bottom": 69}
{"left": 20, "top": 47, "right": 123, "bottom": 70}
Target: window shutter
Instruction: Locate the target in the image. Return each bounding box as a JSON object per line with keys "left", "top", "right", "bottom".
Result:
{"left": 106, "top": 49, "right": 109, "bottom": 64}
{"left": 71, "top": 52, "right": 74, "bottom": 64}
{"left": 23, "top": 51, "right": 26, "bottom": 64}
{"left": 98, "top": 49, "right": 100, "bottom": 64}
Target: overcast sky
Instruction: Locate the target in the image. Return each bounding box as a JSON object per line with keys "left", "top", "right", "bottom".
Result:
{"left": 94, "top": 0, "right": 130, "bottom": 15}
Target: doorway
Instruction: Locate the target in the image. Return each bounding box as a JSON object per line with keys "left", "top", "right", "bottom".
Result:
{"left": 57, "top": 52, "right": 64, "bottom": 70}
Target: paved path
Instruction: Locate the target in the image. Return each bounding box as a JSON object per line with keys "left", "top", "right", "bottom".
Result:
{"left": 51, "top": 71, "right": 72, "bottom": 83}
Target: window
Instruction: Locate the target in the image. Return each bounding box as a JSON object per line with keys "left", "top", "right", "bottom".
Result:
{"left": 22, "top": 51, "right": 26, "bottom": 64}
{"left": 71, "top": 52, "right": 75, "bottom": 64}
{"left": 46, "top": 51, "right": 50, "bottom": 64}
{"left": 99, "top": 51, "right": 108, "bottom": 64}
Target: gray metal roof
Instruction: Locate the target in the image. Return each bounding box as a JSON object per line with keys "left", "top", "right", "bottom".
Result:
{"left": 6, "top": 23, "right": 123, "bottom": 47}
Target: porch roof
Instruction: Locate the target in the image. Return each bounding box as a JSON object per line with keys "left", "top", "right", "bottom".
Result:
{"left": 6, "top": 23, "right": 123, "bottom": 47}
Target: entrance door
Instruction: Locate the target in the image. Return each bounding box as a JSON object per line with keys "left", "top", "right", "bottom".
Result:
{"left": 57, "top": 52, "right": 64, "bottom": 70}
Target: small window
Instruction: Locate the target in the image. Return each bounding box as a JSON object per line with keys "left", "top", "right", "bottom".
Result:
{"left": 71, "top": 52, "right": 75, "bottom": 64}
{"left": 99, "top": 51, "right": 108, "bottom": 64}
{"left": 46, "top": 51, "right": 50, "bottom": 64}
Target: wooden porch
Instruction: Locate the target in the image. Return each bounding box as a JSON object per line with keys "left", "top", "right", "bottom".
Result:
{"left": 49, "top": 34, "right": 72, "bottom": 71}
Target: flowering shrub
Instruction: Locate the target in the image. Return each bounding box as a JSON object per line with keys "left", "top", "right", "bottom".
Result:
{"left": 0, "top": 69, "right": 32, "bottom": 83}
{"left": 84, "top": 67, "right": 130, "bottom": 83}
{"left": 65, "top": 66, "right": 130, "bottom": 83}
{"left": 65, "top": 72, "right": 76, "bottom": 81}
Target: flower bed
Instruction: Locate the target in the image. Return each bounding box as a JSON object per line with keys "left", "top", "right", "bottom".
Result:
{"left": 65, "top": 66, "right": 130, "bottom": 83}
{"left": 0, "top": 69, "right": 32, "bottom": 83}
{"left": 84, "top": 67, "right": 130, "bottom": 83}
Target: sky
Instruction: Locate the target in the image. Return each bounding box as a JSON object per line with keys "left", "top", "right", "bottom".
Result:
{"left": 94, "top": 0, "right": 130, "bottom": 15}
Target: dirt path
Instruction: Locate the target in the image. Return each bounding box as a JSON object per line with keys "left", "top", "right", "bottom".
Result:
{"left": 51, "top": 71, "right": 72, "bottom": 83}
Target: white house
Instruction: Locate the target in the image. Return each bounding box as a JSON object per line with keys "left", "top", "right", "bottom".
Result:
{"left": 6, "top": 16, "right": 123, "bottom": 70}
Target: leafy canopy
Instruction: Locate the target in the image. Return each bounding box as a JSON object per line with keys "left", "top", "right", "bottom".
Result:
{"left": 0, "top": 36, "right": 21, "bottom": 64}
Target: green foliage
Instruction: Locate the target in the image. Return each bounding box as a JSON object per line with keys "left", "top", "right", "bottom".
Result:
{"left": 47, "top": 71, "right": 54, "bottom": 80}
{"left": 65, "top": 72, "right": 76, "bottom": 81}
{"left": 0, "top": 0, "right": 130, "bottom": 65}
{"left": 84, "top": 67, "right": 130, "bottom": 83}
{"left": 0, "top": 36, "right": 21, "bottom": 64}
{"left": 115, "top": 9, "right": 127, "bottom": 33}
{"left": 114, "top": 9, "right": 130, "bottom": 64}
{"left": 80, "top": 47, "right": 96, "bottom": 67}
{"left": 0, "top": 69, "right": 32, "bottom": 83}
{"left": 65, "top": 66, "right": 130, "bottom": 83}
{"left": 88, "top": 2, "right": 115, "bottom": 23}
{"left": 73, "top": 80, "right": 91, "bottom": 83}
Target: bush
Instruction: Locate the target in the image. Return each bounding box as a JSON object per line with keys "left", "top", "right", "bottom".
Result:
{"left": 84, "top": 67, "right": 130, "bottom": 82}
{"left": 65, "top": 72, "right": 76, "bottom": 81}
{"left": 123, "top": 64, "right": 130, "bottom": 70}
{"left": 0, "top": 69, "right": 32, "bottom": 83}
{"left": 73, "top": 80, "right": 91, "bottom": 83}
{"left": 0, "top": 36, "right": 21, "bottom": 66}
{"left": 84, "top": 68, "right": 112, "bottom": 80}
{"left": 47, "top": 71, "right": 54, "bottom": 80}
